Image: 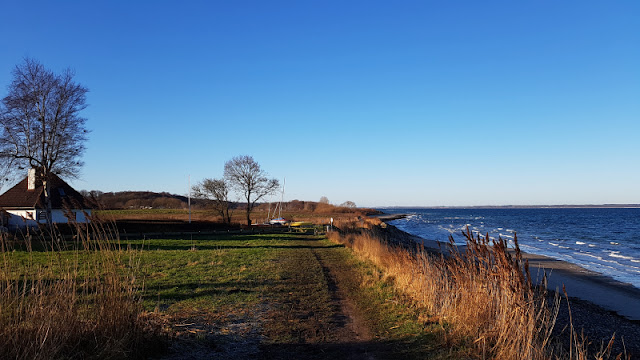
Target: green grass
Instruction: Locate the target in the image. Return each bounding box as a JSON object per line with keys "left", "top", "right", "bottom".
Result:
{"left": 139, "top": 235, "right": 298, "bottom": 312}
{"left": 4, "top": 232, "right": 454, "bottom": 358}
{"left": 127, "top": 232, "right": 456, "bottom": 357}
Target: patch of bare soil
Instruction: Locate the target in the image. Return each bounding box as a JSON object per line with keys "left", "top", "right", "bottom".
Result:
{"left": 153, "top": 306, "right": 267, "bottom": 360}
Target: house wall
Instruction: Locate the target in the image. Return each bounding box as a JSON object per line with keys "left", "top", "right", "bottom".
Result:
{"left": 4, "top": 209, "right": 91, "bottom": 228}
{"left": 75, "top": 210, "right": 91, "bottom": 223}
{"left": 5, "top": 209, "right": 38, "bottom": 228}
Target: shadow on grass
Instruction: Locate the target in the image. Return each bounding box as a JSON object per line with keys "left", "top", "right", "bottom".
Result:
{"left": 6, "top": 235, "right": 341, "bottom": 252}
{"left": 146, "top": 277, "right": 291, "bottom": 304}
{"left": 132, "top": 243, "right": 346, "bottom": 251}
{"left": 257, "top": 335, "right": 440, "bottom": 360}
{"left": 157, "top": 332, "right": 440, "bottom": 360}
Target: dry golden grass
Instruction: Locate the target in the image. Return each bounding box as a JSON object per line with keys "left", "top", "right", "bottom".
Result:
{"left": 0, "top": 218, "right": 160, "bottom": 359}
{"left": 97, "top": 203, "right": 379, "bottom": 227}
{"left": 328, "top": 219, "right": 620, "bottom": 359}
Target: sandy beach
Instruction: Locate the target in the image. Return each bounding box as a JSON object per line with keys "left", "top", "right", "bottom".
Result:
{"left": 523, "top": 252, "right": 640, "bottom": 320}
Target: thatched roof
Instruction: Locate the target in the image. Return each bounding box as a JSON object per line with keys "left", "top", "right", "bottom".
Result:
{"left": 0, "top": 173, "right": 90, "bottom": 209}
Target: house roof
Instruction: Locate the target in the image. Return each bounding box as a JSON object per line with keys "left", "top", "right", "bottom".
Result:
{"left": 0, "top": 173, "right": 90, "bottom": 209}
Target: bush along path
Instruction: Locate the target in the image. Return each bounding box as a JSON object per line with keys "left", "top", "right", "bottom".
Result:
{"left": 146, "top": 233, "right": 450, "bottom": 360}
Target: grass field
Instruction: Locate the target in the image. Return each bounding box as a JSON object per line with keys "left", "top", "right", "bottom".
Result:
{"left": 132, "top": 233, "right": 454, "bottom": 359}
{"left": 2, "top": 227, "right": 458, "bottom": 359}
{"left": 95, "top": 207, "right": 377, "bottom": 228}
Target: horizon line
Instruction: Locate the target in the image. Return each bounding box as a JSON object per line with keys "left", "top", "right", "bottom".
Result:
{"left": 374, "top": 204, "right": 640, "bottom": 209}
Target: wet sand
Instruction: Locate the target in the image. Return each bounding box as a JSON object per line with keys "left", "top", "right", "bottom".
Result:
{"left": 524, "top": 252, "right": 640, "bottom": 321}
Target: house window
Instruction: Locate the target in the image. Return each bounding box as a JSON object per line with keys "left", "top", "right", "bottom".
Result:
{"left": 38, "top": 211, "right": 48, "bottom": 221}
{"left": 58, "top": 188, "right": 66, "bottom": 196}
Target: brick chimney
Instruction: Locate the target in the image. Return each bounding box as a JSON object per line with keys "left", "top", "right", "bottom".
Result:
{"left": 28, "top": 168, "right": 36, "bottom": 190}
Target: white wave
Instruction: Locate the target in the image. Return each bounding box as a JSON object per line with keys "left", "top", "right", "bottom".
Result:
{"left": 610, "top": 242, "right": 620, "bottom": 245}
{"left": 609, "top": 253, "right": 637, "bottom": 261}
{"left": 576, "top": 241, "right": 586, "bottom": 245}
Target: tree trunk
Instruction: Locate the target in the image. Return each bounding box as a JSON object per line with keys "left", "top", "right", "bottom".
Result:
{"left": 42, "top": 178, "right": 53, "bottom": 227}
{"left": 224, "top": 204, "right": 231, "bottom": 225}
{"left": 246, "top": 192, "right": 252, "bottom": 226}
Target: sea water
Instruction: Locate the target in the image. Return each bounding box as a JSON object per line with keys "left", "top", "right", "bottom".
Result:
{"left": 380, "top": 208, "right": 640, "bottom": 289}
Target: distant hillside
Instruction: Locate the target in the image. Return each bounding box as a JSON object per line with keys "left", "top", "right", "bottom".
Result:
{"left": 81, "top": 190, "right": 211, "bottom": 210}
{"left": 80, "top": 190, "right": 381, "bottom": 215}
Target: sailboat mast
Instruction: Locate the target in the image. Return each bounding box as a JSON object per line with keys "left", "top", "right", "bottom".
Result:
{"left": 279, "top": 178, "right": 285, "bottom": 218}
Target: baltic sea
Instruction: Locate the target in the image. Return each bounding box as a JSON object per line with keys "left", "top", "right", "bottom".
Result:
{"left": 381, "top": 207, "right": 640, "bottom": 289}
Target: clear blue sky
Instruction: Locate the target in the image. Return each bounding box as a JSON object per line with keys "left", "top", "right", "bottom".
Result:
{"left": 1, "top": 1, "right": 638, "bottom": 207}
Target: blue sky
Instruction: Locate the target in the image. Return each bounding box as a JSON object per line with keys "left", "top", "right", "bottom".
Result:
{"left": 1, "top": 1, "right": 638, "bottom": 206}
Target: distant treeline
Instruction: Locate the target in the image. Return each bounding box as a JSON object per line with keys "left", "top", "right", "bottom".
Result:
{"left": 80, "top": 190, "right": 196, "bottom": 210}
{"left": 80, "top": 190, "right": 380, "bottom": 214}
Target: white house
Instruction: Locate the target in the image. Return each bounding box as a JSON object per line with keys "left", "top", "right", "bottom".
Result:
{"left": 0, "top": 169, "right": 92, "bottom": 229}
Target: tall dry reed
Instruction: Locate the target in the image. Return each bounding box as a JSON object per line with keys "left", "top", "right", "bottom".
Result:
{"left": 0, "top": 216, "right": 158, "bottom": 359}
{"left": 328, "top": 220, "right": 618, "bottom": 359}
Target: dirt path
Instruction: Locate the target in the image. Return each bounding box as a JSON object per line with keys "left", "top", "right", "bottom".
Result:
{"left": 154, "top": 237, "right": 383, "bottom": 360}
{"left": 312, "top": 247, "right": 373, "bottom": 343}
{"left": 257, "top": 243, "right": 378, "bottom": 360}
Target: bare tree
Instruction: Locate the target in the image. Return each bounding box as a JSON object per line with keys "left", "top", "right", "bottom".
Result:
{"left": 224, "top": 155, "right": 279, "bottom": 226}
{"left": 0, "top": 58, "right": 89, "bottom": 224}
{"left": 340, "top": 201, "right": 356, "bottom": 208}
{"left": 319, "top": 196, "right": 330, "bottom": 204}
{"left": 192, "top": 178, "right": 232, "bottom": 224}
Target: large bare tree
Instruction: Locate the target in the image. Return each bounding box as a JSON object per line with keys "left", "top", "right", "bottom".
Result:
{"left": 224, "top": 155, "right": 279, "bottom": 226}
{"left": 192, "top": 178, "right": 232, "bottom": 224}
{"left": 0, "top": 58, "right": 89, "bottom": 224}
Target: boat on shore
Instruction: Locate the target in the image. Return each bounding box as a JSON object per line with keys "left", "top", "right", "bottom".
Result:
{"left": 269, "top": 217, "right": 288, "bottom": 225}
{"left": 266, "top": 178, "right": 288, "bottom": 225}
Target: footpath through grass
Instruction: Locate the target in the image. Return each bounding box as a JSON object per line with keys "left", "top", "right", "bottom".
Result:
{"left": 132, "top": 232, "right": 456, "bottom": 359}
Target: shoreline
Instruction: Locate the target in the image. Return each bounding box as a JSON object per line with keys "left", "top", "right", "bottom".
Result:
{"left": 380, "top": 218, "right": 640, "bottom": 321}
{"left": 378, "top": 204, "right": 640, "bottom": 209}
